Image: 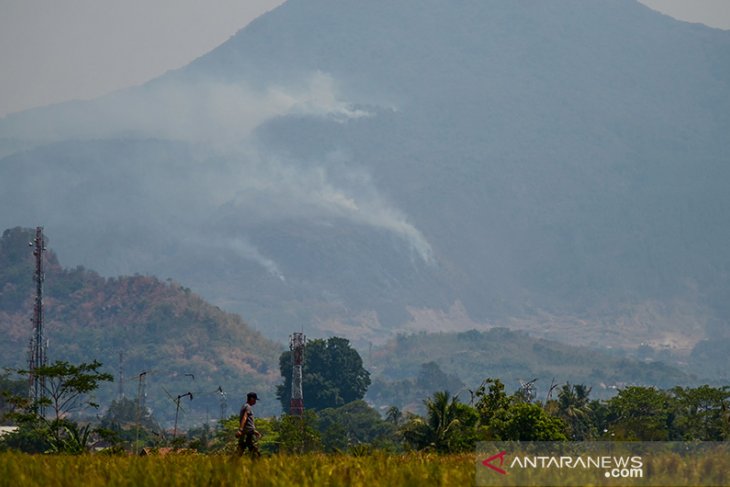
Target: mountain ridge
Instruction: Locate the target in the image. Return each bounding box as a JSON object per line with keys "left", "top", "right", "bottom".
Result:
{"left": 0, "top": 0, "right": 728, "bottom": 350}
{"left": 0, "top": 227, "right": 283, "bottom": 421}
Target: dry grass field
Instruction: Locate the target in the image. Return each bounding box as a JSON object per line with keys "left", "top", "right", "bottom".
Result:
{"left": 0, "top": 452, "right": 474, "bottom": 487}
{"left": 2, "top": 449, "right": 728, "bottom": 486}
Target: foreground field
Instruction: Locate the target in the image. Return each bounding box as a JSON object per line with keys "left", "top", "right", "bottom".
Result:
{"left": 3, "top": 450, "right": 729, "bottom": 486}
{"left": 0, "top": 452, "right": 474, "bottom": 487}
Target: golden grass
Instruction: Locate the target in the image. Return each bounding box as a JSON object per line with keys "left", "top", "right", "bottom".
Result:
{"left": 0, "top": 452, "right": 475, "bottom": 487}
{"left": 3, "top": 449, "right": 728, "bottom": 487}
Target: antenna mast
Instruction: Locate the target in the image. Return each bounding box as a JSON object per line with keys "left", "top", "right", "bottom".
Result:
{"left": 289, "top": 332, "right": 306, "bottom": 416}
{"left": 27, "top": 227, "right": 47, "bottom": 414}
{"left": 217, "top": 386, "right": 227, "bottom": 426}
{"left": 118, "top": 351, "right": 125, "bottom": 399}
{"left": 135, "top": 371, "right": 147, "bottom": 455}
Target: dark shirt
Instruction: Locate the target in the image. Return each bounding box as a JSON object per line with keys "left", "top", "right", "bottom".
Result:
{"left": 239, "top": 403, "right": 255, "bottom": 432}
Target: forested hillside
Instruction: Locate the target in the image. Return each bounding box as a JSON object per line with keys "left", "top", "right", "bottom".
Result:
{"left": 2, "top": 227, "right": 725, "bottom": 429}
{"left": 0, "top": 227, "right": 283, "bottom": 420}
{"left": 366, "top": 328, "right": 699, "bottom": 411}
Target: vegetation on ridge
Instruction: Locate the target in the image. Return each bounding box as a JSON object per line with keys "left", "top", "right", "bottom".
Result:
{"left": 0, "top": 227, "right": 283, "bottom": 421}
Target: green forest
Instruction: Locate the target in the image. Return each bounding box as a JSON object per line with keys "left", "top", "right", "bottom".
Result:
{"left": 2, "top": 337, "right": 728, "bottom": 456}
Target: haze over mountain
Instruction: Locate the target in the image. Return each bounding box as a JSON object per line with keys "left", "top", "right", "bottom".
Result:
{"left": 2, "top": 227, "right": 712, "bottom": 426}
{"left": 1, "top": 0, "right": 729, "bottom": 351}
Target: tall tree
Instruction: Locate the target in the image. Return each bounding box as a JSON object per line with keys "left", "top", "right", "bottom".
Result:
{"left": 385, "top": 406, "right": 403, "bottom": 426}
{"left": 4, "top": 360, "right": 112, "bottom": 453}
{"left": 416, "top": 362, "right": 464, "bottom": 395}
{"left": 101, "top": 396, "right": 159, "bottom": 432}
{"left": 273, "top": 411, "right": 322, "bottom": 454}
{"left": 671, "top": 385, "right": 730, "bottom": 440}
{"left": 276, "top": 337, "right": 371, "bottom": 412}
{"left": 29, "top": 360, "right": 113, "bottom": 426}
{"left": 401, "top": 391, "right": 478, "bottom": 453}
{"left": 474, "top": 378, "right": 510, "bottom": 427}
{"left": 0, "top": 372, "right": 26, "bottom": 423}
{"left": 490, "top": 402, "right": 568, "bottom": 441}
{"left": 317, "top": 400, "right": 395, "bottom": 452}
{"left": 607, "top": 386, "right": 672, "bottom": 440}
{"left": 556, "top": 383, "right": 594, "bottom": 440}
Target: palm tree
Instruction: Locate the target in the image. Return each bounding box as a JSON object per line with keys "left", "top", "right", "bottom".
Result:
{"left": 401, "top": 391, "right": 477, "bottom": 452}
{"left": 425, "top": 391, "right": 463, "bottom": 451}
{"left": 557, "top": 383, "right": 593, "bottom": 439}
{"left": 385, "top": 406, "right": 403, "bottom": 426}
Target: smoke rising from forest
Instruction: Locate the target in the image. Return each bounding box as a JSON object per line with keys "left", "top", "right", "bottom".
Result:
{"left": 0, "top": 71, "right": 432, "bottom": 277}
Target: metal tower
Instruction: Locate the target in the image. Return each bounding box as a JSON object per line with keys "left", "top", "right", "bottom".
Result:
{"left": 217, "top": 386, "right": 228, "bottom": 426}
{"left": 118, "top": 351, "right": 125, "bottom": 399}
{"left": 289, "top": 332, "right": 306, "bottom": 416}
{"left": 27, "top": 227, "right": 47, "bottom": 413}
{"left": 134, "top": 371, "right": 147, "bottom": 455}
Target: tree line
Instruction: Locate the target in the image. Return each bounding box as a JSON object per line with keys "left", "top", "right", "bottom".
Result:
{"left": 1, "top": 336, "right": 729, "bottom": 455}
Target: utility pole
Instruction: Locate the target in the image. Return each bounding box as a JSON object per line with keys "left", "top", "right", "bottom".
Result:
{"left": 289, "top": 332, "right": 306, "bottom": 416}
{"left": 135, "top": 371, "right": 147, "bottom": 455}
{"left": 217, "top": 386, "right": 227, "bottom": 427}
{"left": 27, "top": 227, "right": 46, "bottom": 415}
{"left": 118, "top": 351, "right": 125, "bottom": 399}
{"left": 173, "top": 392, "right": 193, "bottom": 438}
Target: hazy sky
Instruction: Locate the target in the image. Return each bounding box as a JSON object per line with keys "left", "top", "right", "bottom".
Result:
{"left": 1, "top": 0, "right": 728, "bottom": 118}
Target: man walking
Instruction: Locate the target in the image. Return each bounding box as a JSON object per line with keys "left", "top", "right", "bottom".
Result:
{"left": 237, "top": 392, "right": 261, "bottom": 457}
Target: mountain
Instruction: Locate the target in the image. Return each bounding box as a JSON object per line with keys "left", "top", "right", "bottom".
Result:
{"left": 0, "top": 227, "right": 283, "bottom": 422}
{"left": 0, "top": 0, "right": 729, "bottom": 351}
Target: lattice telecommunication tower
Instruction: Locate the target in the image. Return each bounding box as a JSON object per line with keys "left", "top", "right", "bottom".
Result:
{"left": 289, "top": 332, "right": 306, "bottom": 416}
{"left": 27, "top": 227, "right": 47, "bottom": 413}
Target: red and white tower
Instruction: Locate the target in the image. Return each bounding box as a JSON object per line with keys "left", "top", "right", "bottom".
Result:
{"left": 289, "top": 332, "right": 305, "bottom": 416}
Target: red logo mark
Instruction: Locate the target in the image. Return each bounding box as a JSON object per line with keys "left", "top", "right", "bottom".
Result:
{"left": 482, "top": 451, "right": 508, "bottom": 475}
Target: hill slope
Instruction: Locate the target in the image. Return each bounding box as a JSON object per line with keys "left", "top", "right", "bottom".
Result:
{"left": 0, "top": 0, "right": 729, "bottom": 348}
{"left": 366, "top": 328, "right": 696, "bottom": 411}
{"left": 0, "top": 227, "right": 283, "bottom": 422}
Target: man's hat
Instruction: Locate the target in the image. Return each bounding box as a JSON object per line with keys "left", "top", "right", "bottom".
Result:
{"left": 247, "top": 392, "right": 259, "bottom": 400}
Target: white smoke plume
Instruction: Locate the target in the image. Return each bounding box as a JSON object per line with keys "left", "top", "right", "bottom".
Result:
{"left": 0, "top": 70, "right": 433, "bottom": 275}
